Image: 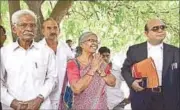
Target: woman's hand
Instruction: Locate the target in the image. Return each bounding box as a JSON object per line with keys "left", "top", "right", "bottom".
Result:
{"left": 90, "top": 53, "right": 103, "bottom": 73}
{"left": 97, "top": 68, "right": 107, "bottom": 77}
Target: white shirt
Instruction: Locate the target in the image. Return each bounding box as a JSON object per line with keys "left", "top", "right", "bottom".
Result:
{"left": 106, "top": 53, "right": 128, "bottom": 109}
{"left": 147, "top": 42, "right": 163, "bottom": 86}
{"left": 39, "top": 38, "right": 74, "bottom": 108}
{"left": 0, "top": 41, "right": 57, "bottom": 109}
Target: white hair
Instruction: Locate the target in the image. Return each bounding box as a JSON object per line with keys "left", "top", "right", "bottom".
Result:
{"left": 12, "top": 9, "right": 37, "bottom": 25}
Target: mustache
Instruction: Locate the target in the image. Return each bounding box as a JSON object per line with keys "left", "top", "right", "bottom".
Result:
{"left": 50, "top": 33, "right": 57, "bottom": 36}
{"left": 23, "top": 31, "right": 35, "bottom": 36}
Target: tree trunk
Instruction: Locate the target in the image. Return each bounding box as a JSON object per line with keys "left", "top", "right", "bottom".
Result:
{"left": 25, "top": 0, "right": 44, "bottom": 41}
{"left": 50, "top": 0, "right": 73, "bottom": 23}
{"left": 8, "top": 0, "right": 20, "bottom": 42}
{"left": 7, "top": 0, "right": 72, "bottom": 42}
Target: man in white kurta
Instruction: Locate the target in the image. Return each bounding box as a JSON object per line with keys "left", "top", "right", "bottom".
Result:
{"left": 107, "top": 53, "right": 130, "bottom": 110}
{"left": 1, "top": 10, "right": 57, "bottom": 110}
{"left": 1, "top": 41, "right": 56, "bottom": 109}
{"left": 39, "top": 18, "right": 74, "bottom": 109}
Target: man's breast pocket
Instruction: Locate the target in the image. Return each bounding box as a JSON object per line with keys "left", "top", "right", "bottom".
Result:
{"left": 33, "top": 62, "right": 47, "bottom": 79}
{"left": 170, "top": 62, "right": 180, "bottom": 83}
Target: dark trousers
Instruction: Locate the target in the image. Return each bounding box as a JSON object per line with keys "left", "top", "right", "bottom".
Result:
{"left": 130, "top": 89, "right": 164, "bottom": 110}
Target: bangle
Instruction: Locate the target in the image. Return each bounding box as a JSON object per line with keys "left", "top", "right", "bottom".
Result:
{"left": 86, "top": 73, "right": 94, "bottom": 76}
{"left": 100, "top": 74, "right": 107, "bottom": 77}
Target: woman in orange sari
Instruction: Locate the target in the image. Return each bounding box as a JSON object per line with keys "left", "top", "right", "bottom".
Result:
{"left": 66, "top": 32, "right": 116, "bottom": 109}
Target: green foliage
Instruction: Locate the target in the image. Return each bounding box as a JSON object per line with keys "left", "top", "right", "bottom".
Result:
{"left": 20, "top": 1, "right": 28, "bottom": 9}
{"left": 41, "top": 1, "right": 57, "bottom": 19}
{"left": 1, "top": 1, "right": 12, "bottom": 45}
{"left": 1, "top": 1, "right": 179, "bottom": 53}
{"left": 62, "top": 1, "right": 179, "bottom": 52}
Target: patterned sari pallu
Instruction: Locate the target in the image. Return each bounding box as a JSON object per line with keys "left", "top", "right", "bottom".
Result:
{"left": 72, "top": 59, "right": 108, "bottom": 110}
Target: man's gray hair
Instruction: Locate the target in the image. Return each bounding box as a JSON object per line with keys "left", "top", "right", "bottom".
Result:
{"left": 12, "top": 9, "right": 37, "bottom": 25}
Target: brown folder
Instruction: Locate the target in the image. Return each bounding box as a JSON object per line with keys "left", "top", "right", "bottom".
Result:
{"left": 131, "top": 57, "right": 159, "bottom": 88}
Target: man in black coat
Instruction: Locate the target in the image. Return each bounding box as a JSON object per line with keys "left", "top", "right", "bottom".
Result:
{"left": 121, "top": 19, "right": 179, "bottom": 110}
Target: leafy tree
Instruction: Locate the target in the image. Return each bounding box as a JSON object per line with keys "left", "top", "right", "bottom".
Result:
{"left": 63, "top": 1, "right": 179, "bottom": 52}
{"left": 1, "top": 1, "right": 179, "bottom": 53}
{"left": 1, "top": 0, "right": 72, "bottom": 41}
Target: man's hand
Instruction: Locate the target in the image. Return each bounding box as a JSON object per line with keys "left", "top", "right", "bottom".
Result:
{"left": 24, "top": 97, "right": 43, "bottom": 110}
{"left": 10, "top": 99, "right": 28, "bottom": 110}
{"left": 131, "top": 79, "right": 144, "bottom": 92}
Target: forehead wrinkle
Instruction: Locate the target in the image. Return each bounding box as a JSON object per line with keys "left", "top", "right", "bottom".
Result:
{"left": 43, "top": 20, "right": 58, "bottom": 29}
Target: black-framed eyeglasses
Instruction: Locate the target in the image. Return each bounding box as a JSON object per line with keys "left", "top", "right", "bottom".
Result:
{"left": 150, "top": 25, "right": 167, "bottom": 32}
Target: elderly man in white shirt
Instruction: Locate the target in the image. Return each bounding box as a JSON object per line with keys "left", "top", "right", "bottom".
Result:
{"left": 0, "top": 10, "right": 57, "bottom": 110}
{"left": 39, "top": 18, "right": 74, "bottom": 109}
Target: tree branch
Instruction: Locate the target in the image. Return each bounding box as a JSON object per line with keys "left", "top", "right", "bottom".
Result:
{"left": 8, "top": 0, "right": 20, "bottom": 42}
{"left": 49, "top": 1, "right": 53, "bottom": 10}
{"left": 50, "top": 0, "right": 73, "bottom": 23}
{"left": 71, "top": 10, "right": 87, "bottom": 20}
{"left": 89, "top": 2, "right": 100, "bottom": 20}
{"left": 25, "top": 0, "right": 44, "bottom": 41}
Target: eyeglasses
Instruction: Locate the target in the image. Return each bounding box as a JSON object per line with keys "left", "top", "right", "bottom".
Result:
{"left": 150, "top": 25, "right": 167, "bottom": 32}
{"left": 83, "top": 39, "right": 100, "bottom": 44}
{"left": 16, "top": 23, "right": 37, "bottom": 29}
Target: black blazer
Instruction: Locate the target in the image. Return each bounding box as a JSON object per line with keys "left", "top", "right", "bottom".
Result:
{"left": 121, "top": 42, "right": 180, "bottom": 110}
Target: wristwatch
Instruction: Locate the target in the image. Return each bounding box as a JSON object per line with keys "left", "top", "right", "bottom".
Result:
{"left": 37, "top": 94, "right": 44, "bottom": 100}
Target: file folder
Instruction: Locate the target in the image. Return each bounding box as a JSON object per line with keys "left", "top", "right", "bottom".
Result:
{"left": 131, "top": 57, "right": 159, "bottom": 88}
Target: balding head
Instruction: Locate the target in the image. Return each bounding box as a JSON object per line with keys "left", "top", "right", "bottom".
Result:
{"left": 145, "top": 19, "right": 165, "bottom": 32}
{"left": 144, "top": 18, "right": 167, "bottom": 45}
